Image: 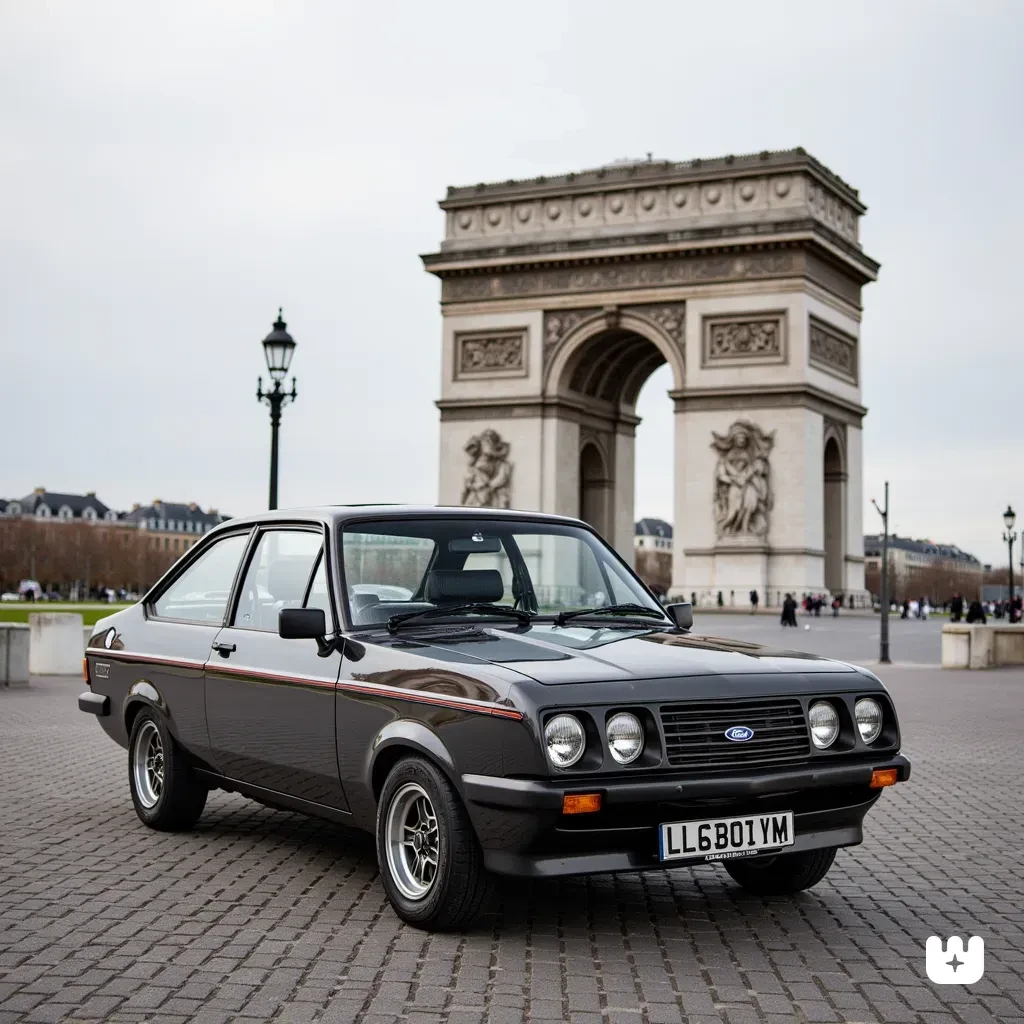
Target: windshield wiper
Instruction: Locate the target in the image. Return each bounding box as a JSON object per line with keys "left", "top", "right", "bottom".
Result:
{"left": 554, "top": 603, "right": 668, "bottom": 627}
{"left": 388, "top": 603, "right": 534, "bottom": 633}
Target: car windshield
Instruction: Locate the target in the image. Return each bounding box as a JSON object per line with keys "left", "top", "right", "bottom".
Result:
{"left": 340, "top": 518, "right": 667, "bottom": 629}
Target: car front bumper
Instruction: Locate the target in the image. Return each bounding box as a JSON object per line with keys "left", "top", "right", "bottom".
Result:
{"left": 462, "top": 754, "right": 911, "bottom": 878}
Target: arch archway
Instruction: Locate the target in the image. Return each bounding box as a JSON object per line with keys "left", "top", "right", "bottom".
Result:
{"left": 578, "top": 441, "right": 610, "bottom": 537}
{"left": 823, "top": 432, "right": 846, "bottom": 594}
{"left": 543, "top": 311, "right": 685, "bottom": 564}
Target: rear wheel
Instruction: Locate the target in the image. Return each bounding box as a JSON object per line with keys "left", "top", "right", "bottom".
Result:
{"left": 128, "top": 709, "right": 207, "bottom": 831}
{"left": 723, "top": 846, "right": 837, "bottom": 896}
{"left": 376, "top": 756, "right": 491, "bottom": 930}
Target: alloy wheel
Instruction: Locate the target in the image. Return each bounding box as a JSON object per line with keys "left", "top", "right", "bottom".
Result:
{"left": 385, "top": 782, "right": 440, "bottom": 900}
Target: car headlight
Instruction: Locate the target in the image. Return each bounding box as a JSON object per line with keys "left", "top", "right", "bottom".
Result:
{"left": 809, "top": 700, "right": 840, "bottom": 749}
{"left": 545, "top": 714, "right": 585, "bottom": 768}
{"left": 855, "top": 698, "right": 883, "bottom": 744}
{"left": 606, "top": 712, "right": 644, "bottom": 765}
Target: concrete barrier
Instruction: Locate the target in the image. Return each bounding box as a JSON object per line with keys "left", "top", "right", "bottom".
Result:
{"left": 28, "top": 613, "right": 85, "bottom": 675}
{"left": 942, "top": 623, "right": 1024, "bottom": 669}
{"left": 1, "top": 623, "right": 31, "bottom": 686}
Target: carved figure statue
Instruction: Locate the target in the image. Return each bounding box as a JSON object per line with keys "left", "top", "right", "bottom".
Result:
{"left": 461, "top": 429, "right": 513, "bottom": 509}
{"left": 711, "top": 421, "right": 774, "bottom": 537}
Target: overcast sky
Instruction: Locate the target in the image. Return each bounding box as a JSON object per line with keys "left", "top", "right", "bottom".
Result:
{"left": 3, "top": 1, "right": 1022, "bottom": 565}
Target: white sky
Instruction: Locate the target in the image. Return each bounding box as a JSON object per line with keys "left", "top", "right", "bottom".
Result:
{"left": 3, "top": 1, "right": 1022, "bottom": 565}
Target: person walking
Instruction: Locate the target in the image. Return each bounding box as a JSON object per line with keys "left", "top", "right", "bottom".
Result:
{"left": 966, "top": 599, "right": 986, "bottom": 624}
{"left": 831, "top": 596, "right": 841, "bottom": 617}
{"left": 950, "top": 593, "right": 963, "bottom": 622}
{"left": 781, "top": 593, "right": 798, "bottom": 627}
{"left": 749, "top": 589, "right": 759, "bottom": 614}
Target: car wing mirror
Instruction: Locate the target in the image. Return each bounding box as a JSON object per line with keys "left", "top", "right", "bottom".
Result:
{"left": 279, "top": 607, "right": 327, "bottom": 640}
{"left": 665, "top": 602, "right": 693, "bottom": 630}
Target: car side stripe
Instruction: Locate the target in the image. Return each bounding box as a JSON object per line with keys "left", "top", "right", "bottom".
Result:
{"left": 86, "top": 647, "right": 523, "bottom": 719}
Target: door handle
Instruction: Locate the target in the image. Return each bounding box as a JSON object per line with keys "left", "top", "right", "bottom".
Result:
{"left": 211, "top": 641, "right": 236, "bottom": 657}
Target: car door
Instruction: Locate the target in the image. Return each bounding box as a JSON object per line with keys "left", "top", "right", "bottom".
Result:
{"left": 204, "top": 524, "right": 347, "bottom": 810}
{"left": 142, "top": 529, "right": 254, "bottom": 759}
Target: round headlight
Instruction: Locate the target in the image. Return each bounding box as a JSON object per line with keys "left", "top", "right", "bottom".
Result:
{"left": 809, "top": 701, "right": 840, "bottom": 749}
{"left": 855, "top": 698, "right": 883, "bottom": 744}
{"left": 545, "top": 714, "right": 585, "bottom": 768}
{"left": 607, "top": 712, "right": 644, "bottom": 765}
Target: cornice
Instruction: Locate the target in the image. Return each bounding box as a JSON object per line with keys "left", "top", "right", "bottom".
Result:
{"left": 441, "top": 148, "right": 863, "bottom": 210}
{"left": 423, "top": 229, "right": 878, "bottom": 286}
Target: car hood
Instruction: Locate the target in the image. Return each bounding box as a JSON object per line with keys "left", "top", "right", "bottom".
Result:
{"left": 411, "top": 624, "right": 858, "bottom": 685}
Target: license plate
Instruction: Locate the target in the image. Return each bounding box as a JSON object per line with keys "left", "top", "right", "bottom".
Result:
{"left": 659, "top": 811, "right": 795, "bottom": 862}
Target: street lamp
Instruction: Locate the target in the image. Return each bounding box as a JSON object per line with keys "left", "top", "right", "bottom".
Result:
{"left": 256, "top": 309, "right": 298, "bottom": 510}
{"left": 1003, "top": 505, "right": 1017, "bottom": 619}
{"left": 871, "top": 482, "right": 891, "bottom": 664}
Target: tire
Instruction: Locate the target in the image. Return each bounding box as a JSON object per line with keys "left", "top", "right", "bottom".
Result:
{"left": 723, "top": 846, "right": 837, "bottom": 896}
{"left": 128, "top": 709, "right": 207, "bottom": 831}
{"left": 376, "top": 756, "right": 491, "bottom": 930}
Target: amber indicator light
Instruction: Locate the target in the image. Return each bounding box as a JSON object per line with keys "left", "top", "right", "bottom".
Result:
{"left": 562, "top": 793, "right": 602, "bottom": 814}
{"left": 869, "top": 768, "right": 898, "bottom": 788}
{"left": 82, "top": 658, "right": 90, "bottom": 685}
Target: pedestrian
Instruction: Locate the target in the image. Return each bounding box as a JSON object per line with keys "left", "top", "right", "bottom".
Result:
{"left": 921, "top": 598, "right": 930, "bottom": 621}
{"left": 749, "top": 589, "right": 759, "bottom": 614}
{"left": 950, "top": 592, "right": 963, "bottom": 622}
{"left": 966, "top": 599, "right": 986, "bottom": 624}
{"left": 831, "top": 596, "right": 841, "bottom": 617}
{"left": 781, "top": 593, "right": 798, "bottom": 627}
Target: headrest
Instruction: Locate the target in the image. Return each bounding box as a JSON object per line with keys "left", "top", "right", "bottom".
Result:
{"left": 424, "top": 569, "right": 503, "bottom": 605}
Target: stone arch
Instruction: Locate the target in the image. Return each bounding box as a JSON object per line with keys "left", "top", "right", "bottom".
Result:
{"left": 544, "top": 309, "right": 685, "bottom": 403}
{"left": 541, "top": 311, "right": 685, "bottom": 558}
{"left": 822, "top": 424, "right": 847, "bottom": 595}
{"left": 578, "top": 438, "right": 611, "bottom": 537}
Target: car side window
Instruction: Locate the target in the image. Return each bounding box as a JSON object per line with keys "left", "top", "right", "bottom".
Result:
{"left": 233, "top": 530, "right": 323, "bottom": 631}
{"left": 152, "top": 533, "right": 250, "bottom": 623}
{"left": 305, "top": 555, "right": 332, "bottom": 618}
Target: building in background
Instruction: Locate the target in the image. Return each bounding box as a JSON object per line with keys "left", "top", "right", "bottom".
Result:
{"left": 0, "top": 490, "right": 231, "bottom": 597}
{"left": 121, "top": 501, "right": 230, "bottom": 556}
{"left": 634, "top": 518, "right": 673, "bottom": 597}
{"left": 11, "top": 488, "right": 117, "bottom": 522}
{"left": 863, "top": 534, "right": 983, "bottom": 603}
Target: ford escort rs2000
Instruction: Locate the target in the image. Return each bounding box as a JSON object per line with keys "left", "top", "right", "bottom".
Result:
{"left": 80, "top": 506, "right": 910, "bottom": 930}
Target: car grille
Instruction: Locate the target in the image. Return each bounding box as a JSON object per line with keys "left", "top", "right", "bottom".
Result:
{"left": 659, "top": 697, "right": 810, "bottom": 772}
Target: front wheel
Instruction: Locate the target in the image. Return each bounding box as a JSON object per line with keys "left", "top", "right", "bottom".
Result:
{"left": 128, "top": 709, "right": 207, "bottom": 831}
{"left": 376, "top": 756, "right": 491, "bottom": 930}
{"left": 723, "top": 846, "right": 837, "bottom": 896}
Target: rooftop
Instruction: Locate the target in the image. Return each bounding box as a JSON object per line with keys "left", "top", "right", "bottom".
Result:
{"left": 442, "top": 148, "right": 863, "bottom": 208}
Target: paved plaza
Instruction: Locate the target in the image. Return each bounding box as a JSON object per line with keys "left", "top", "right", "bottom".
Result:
{"left": 2, "top": 625, "right": 1023, "bottom": 1024}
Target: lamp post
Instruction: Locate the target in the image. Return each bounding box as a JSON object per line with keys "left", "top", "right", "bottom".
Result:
{"left": 871, "top": 482, "right": 891, "bottom": 664}
{"left": 1003, "top": 505, "right": 1017, "bottom": 620}
{"left": 256, "top": 309, "right": 297, "bottom": 511}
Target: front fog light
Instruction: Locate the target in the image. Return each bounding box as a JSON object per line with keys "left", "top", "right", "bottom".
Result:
{"left": 607, "top": 712, "right": 644, "bottom": 764}
{"left": 809, "top": 700, "right": 840, "bottom": 749}
{"left": 855, "top": 698, "right": 883, "bottom": 743}
{"left": 545, "top": 714, "right": 585, "bottom": 768}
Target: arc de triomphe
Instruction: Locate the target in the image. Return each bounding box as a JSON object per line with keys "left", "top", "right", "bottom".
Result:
{"left": 422, "top": 149, "right": 878, "bottom": 606}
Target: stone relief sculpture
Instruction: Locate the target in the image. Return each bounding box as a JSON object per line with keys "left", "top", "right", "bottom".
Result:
{"left": 461, "top": 429, "right": 513, "bottom": 509}
{"left": 711, "top": 421, "right": 775, "bottom": 538}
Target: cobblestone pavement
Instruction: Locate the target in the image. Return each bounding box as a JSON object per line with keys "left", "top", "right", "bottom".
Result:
{"left": 2, "top": 668, "right": 1023, "bottom": 1024}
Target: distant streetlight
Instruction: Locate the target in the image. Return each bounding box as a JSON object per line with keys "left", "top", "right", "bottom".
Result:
{"left": 871, "top": 482, "right": 891, "bottom": 664}
{"left": 1003, "top": 505, "right": 1017, "bottom": 617}
{"left": 256, "top": 309, "right": 298, "bottom": 511}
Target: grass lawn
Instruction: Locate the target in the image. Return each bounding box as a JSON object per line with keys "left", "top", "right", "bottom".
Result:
{"left": 0, "top": 604, "right": 132, "bottom": 625}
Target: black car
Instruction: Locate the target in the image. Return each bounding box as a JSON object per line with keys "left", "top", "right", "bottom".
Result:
{"left": 80, "top": 506, "right": 910, "bottom": 930}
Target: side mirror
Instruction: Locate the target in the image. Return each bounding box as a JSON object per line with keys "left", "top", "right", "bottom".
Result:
{"left": 279, "top": 607, "right": 326, "bottom": 640}
{"left": 665, "top": 602, "right": 693, "bottom": 630}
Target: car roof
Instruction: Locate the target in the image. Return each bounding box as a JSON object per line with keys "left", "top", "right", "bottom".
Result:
{"left": 207, "top": 505, "right": 587, "bottom": 532}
